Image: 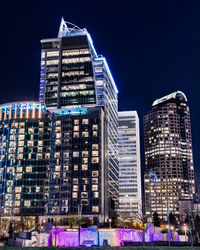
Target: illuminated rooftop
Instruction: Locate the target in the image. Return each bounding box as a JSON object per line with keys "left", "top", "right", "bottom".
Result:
{"left": 152, "top": 91, "right": 187, "bottom": 107}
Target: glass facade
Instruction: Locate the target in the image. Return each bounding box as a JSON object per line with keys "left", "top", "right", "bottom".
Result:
{"left": 144, "top": 91, "right": 195, "bottom": 220}
{"left": 118, "top": 111, "right": 142, "bottom": 215}
{"left": 39, "top": 20, "right": 119, "bottom": 217}
{"left": 0, "top": 103, "right": 107, "bottom": 221}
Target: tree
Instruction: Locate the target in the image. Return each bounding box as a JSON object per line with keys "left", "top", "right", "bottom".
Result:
{"left": 152, "top": 212, "right": 160, "bottom": 227}
{"left": 169, "top": 212, "right": 177, "bottom": 227}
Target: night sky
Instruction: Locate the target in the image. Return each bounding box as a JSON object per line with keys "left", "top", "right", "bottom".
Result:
{"left": 0, "top": 1, "right": 199, "bottom": 180}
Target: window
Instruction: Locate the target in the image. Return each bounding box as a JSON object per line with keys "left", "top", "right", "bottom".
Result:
{"left": 92, "top": 185, "right": 98, "bottom": 191}
{"left": 74, "top": 126, "right": 79, "bottom": 131}
{"left": 82, "top": 158, "right": 88, "bottom": 164}
{"left": 82, "top": 119, "right": 88, "bottom": 125}
{"left": 92, "top": 151, "right": 98, "bottom": 156}
{"left": 15, "top": 187, "right": 22, "bottom": 193}
{"left": 74, "top": 120, "right": 79, "bottom": 125}
{"left": 92, "top": 206, "right": 99, "bottom": 213}
{"left": 92, "top": 171, "right": 98, "bottom": 177}
{"left": 26, "top": 167, "right": 32, "bottom": 172}
{"left": 92, "top": 144, "right": 98, "bottom": 150}
{"left": 73, "top": 192, "right": 78, "bottom": 199}
{"left": 94, "top": 192, "right": 99, "bottom": 198}
{"left": 93, "top": 131, "right": 98, "bottom": 137}
{"left": 82, "top": 151, "right": 88, "bottom": 157}
{"left": 17, "top": 167, "right": 22, "bottom": 173}
{"left": 92, "top": 125, "right": 98, "bottom": 130}
{"left": 82, "top": 132, "right": 88, "bottom": 137}
{"left": 92, "top": 178, "right": 98, "bottom": 184}
{"left": 81, "top": 192, "right": 88, "bottom": 198}
{"left": 24, "top": 200, "right": 31, "bottom": 207}
{"left": 74, "top": 165, "right": 78, "bottom": 171}
{"left": 82, "top": 164, "right": 88, "bottom": 171}
{"left": 73, "top": 185, "right": 78, "bottom": 191}
{"left": 92, "top": 157, "right": 99, "bottom": 164}
{"left": 82, "top": 178, "right": 88, "bottom": 184}
{"left": 73, "top": 132, "right": 79, "bottom": 138}
{"left": 55, "top": 165, "right": 60, "bottom": 171}
{"left": 73, "top": 178, "right": 78, "bottom": 184}
{"left": 73, "top": 151, "right": 79, "bottom": 157}
{"left": 36, "top": 187, "right": 40, "bottom": 192}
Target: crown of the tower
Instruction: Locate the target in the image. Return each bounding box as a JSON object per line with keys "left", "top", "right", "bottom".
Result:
{"left": 58, "top": 17, "right": 86, "bottom": 38}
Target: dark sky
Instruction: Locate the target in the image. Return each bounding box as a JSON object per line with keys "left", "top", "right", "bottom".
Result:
{"left": 0, "top": 0, "right": 199, "bottom": 178}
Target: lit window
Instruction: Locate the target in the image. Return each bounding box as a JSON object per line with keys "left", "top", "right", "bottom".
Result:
{"left": 15, "top": 187, "right": 22, "bottom": 193}
{"left": 73, "top": 178, "right": 78, "bottom": 184}
{"left": 74, "top": 120, "right": 79, "bottom": 125}
{"left": 92, "top": 178, "right": 98, "bottom": 184}
{"left": 92, "top": 151, "right": 98, "bottom": 156}
{"left": 82, "top": 132, "right": 88, "bottom": 137}
{"left": 74, "top": 165, "right": 78, "bottom": 171}
{"left": 92, "top": 171, "right": 98, "bottom": 177}
{"left": 15, "top": 201, "right": 20, "bottom": 207}
{"left": 82, "top": 158, "right": 88, "bottom": 164}
{"left": 73, "top": 185, "right": 78, "bottom": 191}
{"left": 82, "top": 164, "right": 88, "bottom": 171}
{"left": 82, "top": 119, "right": 88, "bottom": 125}
{"left": 82, "top": 151, "right": 88, "bottom": 157}
{"left": 36, "top": 187, "right": 40, "bottom": 192}
{"left": 74, "top": 126, "right": 79, "bottom": 131}
{"left": 17, "top": 167, "right": 22, "bottom": 173}
{"left": 73, "top": 152, "right": 79, "bottom": 157}
{"left": 92, "top": 125, "right": 98, "bottom": 130}
{"left": 92, "top": 157, "right": 99, "bottom": 164}
{"left": 92, "top": 206, "right": 99, "bottom": 213}
{"left": 26, "top": 167, "right": 32, "bottom": 173}
{"left": 73, "top": 192, "right": 78, "bottom": 199}
{"left": 93, "top": 131, "right": 98, "bottom": 137}
{"left": 92, "top": 185, "right": 98, "bottom": 191}
{"left": 94, "top": 192, "right": 99, "bottom": 198}
{"left": 73, "top": 132, "right": 79, "bottom": 138}
{"left": 64, "top": 152, "right": 69, "bottom": 158}
{"left": 24, "top": 200, "right": 31, "bottom": 207}
{"left": 55, "top": 165, "right": 60, "bottom": 171}
{"left": 92, "top": 144, "right": 98, "bottom": 150}
{"left": 81, "top": 192, "right": 88, "bottom": 198}
{"left": 82, "top": 178, "right": 88, "bottom": 184}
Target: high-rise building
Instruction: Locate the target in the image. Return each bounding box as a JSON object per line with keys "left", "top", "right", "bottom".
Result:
{"left": 144, "top": 91, "right": 195, "bottom": 220}
{"left": 0, "top": 19, "right": 119, "bottom": 230}
{"left": 0, "top": 102, "right": 110, "bottom": 230}
{"left": 39, "top": 19, "right": 119, "bottom": 216}
{"left": 118, "top": 111, "right": 142, "bottom": 216}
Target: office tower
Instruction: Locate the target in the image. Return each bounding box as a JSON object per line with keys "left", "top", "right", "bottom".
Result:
{"left": 39, "top": 19, "right": 119, "bottom": 219}
{"left": 0, "top": 102, "right": 108, "bottom": 230}
{"left": 144, "top": 91, "right": 195, "bottom": 220}
{"left": 118, "top": 111, "right": 142, "bottom": 216}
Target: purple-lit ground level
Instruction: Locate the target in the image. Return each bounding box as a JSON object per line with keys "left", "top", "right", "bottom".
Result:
{"left": 47, "top": 225, "right": 183, "bottom": 247}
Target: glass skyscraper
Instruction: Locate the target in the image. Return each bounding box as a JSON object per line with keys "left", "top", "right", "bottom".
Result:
{"left": 0, "top": 19, "right": 119, "bottom": 232}
{"left": 144, "top": 91, "right": 195, "bottom": 220}
{"left": 39, "top": 19, "right": 119, "bottom": 216}
{"left": 118, "top": 111, "right": 142, "bottom": 216}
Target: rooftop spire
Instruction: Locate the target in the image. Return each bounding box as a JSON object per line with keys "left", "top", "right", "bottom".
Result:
{"left": 58, "top": 17, "right": 84, "bottom": 38}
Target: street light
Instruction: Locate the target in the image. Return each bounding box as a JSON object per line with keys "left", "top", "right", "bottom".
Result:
{"left": 78, "top": 204, "right": 82, "bottom": 247}
{"left": 108, "top": 219, "right": 112, "bottom": 229}
{"left": 183, "top": 224, "right": 188, "bottom": 242}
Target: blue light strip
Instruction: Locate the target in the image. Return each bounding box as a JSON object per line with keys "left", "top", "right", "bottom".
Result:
{"left": 94, "top": 57, "right": 119, "bottom": 94}
{"left": 87, "top": 33, "right": 98, "bottom": 58}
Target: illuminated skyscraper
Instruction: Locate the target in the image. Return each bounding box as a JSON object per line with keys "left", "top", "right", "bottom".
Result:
{"left": 0, "top": 19, "right": 118, "bottom": 229}
{"left": 39, "top": 19, "right": 119, "bottom": 220}
{"left": 118, "top": 111, "right": 142, "bottom": 215}
{"left": 144, "top": 91, "right": 195, "bottom": 220}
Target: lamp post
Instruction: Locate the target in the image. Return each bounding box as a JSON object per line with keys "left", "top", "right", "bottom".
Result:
{"left": 183, "top": 224, "right": 188, "bottom": 242}
{"left": 78, "top": 204, "right": 82, "bottom": 247}
{"left": 108, "top": 218, "right": 112, "bottom": 229}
